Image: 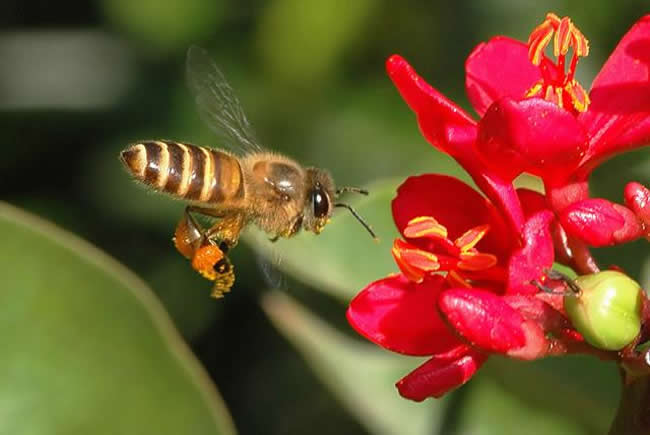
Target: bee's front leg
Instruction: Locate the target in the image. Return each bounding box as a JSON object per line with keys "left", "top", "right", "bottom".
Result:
{"left": 269, "top": 216, "right": 302, "bottom": 243}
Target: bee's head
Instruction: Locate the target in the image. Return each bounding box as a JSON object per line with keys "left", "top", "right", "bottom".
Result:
{"left": 303, "top": 168, "right": 335, "bottom": 234}
{"left": 302, "top": 168, "right": 377, "bottom": 240}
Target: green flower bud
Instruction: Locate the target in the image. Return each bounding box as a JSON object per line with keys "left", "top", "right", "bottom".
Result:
{"left": 564, "top": 271, "right": 642, "bottom": 351}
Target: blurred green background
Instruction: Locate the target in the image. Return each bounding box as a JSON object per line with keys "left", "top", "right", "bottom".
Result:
{"left": 2, "top": 1, "right": 649, "bottom": 434}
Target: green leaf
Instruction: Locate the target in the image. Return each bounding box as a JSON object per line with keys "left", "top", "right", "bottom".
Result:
{"left": 246, "top": 177, "right": 402, "bottom": 301}
{"left": 457, "top": 374, "right": 588, "bottom": 435}
{"left": 483, "top": 356, "right": 618, "bottom": 433}
{"left": 0, "top": 202, "right": 236, "bottom": 435}
{"left": 261, "top": 290, "right": 445, "bottom": 435}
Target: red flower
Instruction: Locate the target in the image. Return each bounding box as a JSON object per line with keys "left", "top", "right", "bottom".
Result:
{"left": 347, "top": 175, "right": 561, "bottom": 400}
{"left": 389, "top": 13, "right": 650, "bottom": 249}
{"left": 347, "top": 13, "right": 650, "bottom": 401}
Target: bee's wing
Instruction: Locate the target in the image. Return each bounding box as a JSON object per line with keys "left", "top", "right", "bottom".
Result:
{"left": 256, "top": 250, "right": 287, "bottom": 291}
{"left": 186, "top": 45, "right": 263, "bottom": 155}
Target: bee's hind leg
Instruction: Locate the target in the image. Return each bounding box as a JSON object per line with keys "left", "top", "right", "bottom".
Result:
{"left": 182, "top": 205, "right": 229, "bottom": 244}
{"left": 203, "top": 212, "right": 245, "bottom": 249}
{"left": 173, "top": 207, "right": 211, "bottom": 259}
{"left": 174, "top": 206, "right": 231, "bottom": 258}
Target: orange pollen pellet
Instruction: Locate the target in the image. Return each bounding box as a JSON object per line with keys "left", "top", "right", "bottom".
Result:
{"left": 191, "top": 245, "right": 224, "bottom": 281}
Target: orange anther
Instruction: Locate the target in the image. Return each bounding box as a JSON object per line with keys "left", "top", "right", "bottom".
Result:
{"left": 555, "top": 17, "right": 573, "bottom": 56}
{"left": 572, "top": 30, "right": 589, "bottom": 57}
{"left": 454, "top": 224, "right": 490, "bottom": 252}
{"left": 404, "top": 216, "right": 448, "bottom": 239}
{"left": 401, "top": 249, "right": 440, "bottom": 271}
{"left": 526, "top": 13, "right": 590, "bottom": 114}
{"left": 545, "top": 12, "right": 561, "bottom": 26}
{"left": 457, "top": 252, "right": 498, "bottom": 271}
{"left": 392, "top": 239, "right": 440, "bottom": 283}
{"left": 528, "top": 22, "right": 554, "bottom": 65}
{"left": 565, "top": 80, "right": 590, "bottom": 112}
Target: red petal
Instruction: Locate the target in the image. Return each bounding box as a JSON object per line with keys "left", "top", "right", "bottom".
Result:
{"left": 392, "top": 174, "right": 512, "bottom": 259}
{"left": 387, "top": 56, "right": 527, "bottom": 235}
{"left": 559, "top": 198, "right": 643, "bottom": 246}
{"left": 396, "top": 350, "right": 487, "bottom": 401}
{"left": 476, "top": 98, "right": 588, "bottom": 182}
{"left": 625, "top": 182, "right": 650, "bottom": 231}
{"left": 465, "top": 37, "right": 542, "bottom": 117}
{"left": 438, "top": 288, "right": 527, "bottom": 352}
{"left": 506, "top": 320, "right": 549, "bottom": 360}
{"left": 346, "top": 274, "right": 461, "bottom": 356}
{"left": 466, "top": 163, "right": 527, "bottom": 236}
{"left": 517, "top": 188, "right": 548, "bottom": 217}
{"left": 386, "top": 55, "right": 478, "bottom": 156}
{"left": 504, "top": 294, "right": 568, "bottom": 330}
{"left": 546, "top": 180, "right": 590, "bottom": 212}
{"left": 507, "top": 211, "right": 555, "bottom": 294}
{"left": 578, "top": 15, "right": 650, "bottom": 173}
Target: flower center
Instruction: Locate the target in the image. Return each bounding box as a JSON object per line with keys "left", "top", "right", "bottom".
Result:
{"left": 525, "top": 13, "right": 590, "bottom": 113}
{"left": 391, "top": 216, "right": 501, "bottom": 285}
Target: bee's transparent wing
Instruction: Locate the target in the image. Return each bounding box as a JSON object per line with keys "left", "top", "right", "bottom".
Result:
{"left": 186, "top": 45, "right": 263, "bottom": 154}
{"left": 256, "top": 250, "right": 288, "bottom": 292}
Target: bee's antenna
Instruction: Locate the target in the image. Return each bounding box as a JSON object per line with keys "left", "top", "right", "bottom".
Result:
{"left": 334, "top": 203, "right": 378, "bottom": 241}
{"left": 336, "top": 186, "right": 369, "bottom": 196}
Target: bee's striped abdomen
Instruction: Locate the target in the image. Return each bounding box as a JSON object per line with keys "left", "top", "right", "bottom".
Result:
{"left": 120, "top": 140, "right": 244, "bottom": 203}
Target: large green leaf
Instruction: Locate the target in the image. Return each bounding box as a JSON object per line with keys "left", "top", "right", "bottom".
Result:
{"left": 483, "top": 356, "right": 619, "bottom": 434}
{"left": 261, "top": 290, "right": 445, "bottom": 435}
{"left": 0, "top": 202, "right": 235, "bottom": 435}
{"left": 456, "top": 375, "right": 588, "bottom": 435}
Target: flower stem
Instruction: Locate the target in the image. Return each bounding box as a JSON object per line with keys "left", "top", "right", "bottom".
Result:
{"left": 609, "top": 371, "right": 650, "bottom": 434}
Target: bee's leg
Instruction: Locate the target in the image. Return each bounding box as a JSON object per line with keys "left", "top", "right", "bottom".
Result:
{"left": 529, "top": 269, "right": 582, "bottom": 296}
{"left": 174, "top": 207, "right": 210, "bottom": 259}
{"left": 175, "top": 207, "right": 237, "bottom": 297}
{"left": 174, "top": 206, "right": 230, "bottom": 257}
{"left": 183, "top": 205, "right": 228, "bottom": 244}
{"left": 204, "top": 213, "right": 245, "bottom": 249}
{"left": 267, "top": 215, "right": 303, "bottom": 243}
{"left": 546, "top": 269, "right": 582, "bottom": 295}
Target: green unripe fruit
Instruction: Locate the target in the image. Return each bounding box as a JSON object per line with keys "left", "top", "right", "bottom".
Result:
{"left": 564, "top": 271, "right": 642, "bottom": 351}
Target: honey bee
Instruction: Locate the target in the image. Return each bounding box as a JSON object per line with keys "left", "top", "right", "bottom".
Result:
{"left": 120, "top": 46, "right": 376, "bottom": 297}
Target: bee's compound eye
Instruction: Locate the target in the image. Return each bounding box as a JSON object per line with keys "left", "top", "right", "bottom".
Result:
{"left": 312, "top": 187, "right": 329, "bottom": 218}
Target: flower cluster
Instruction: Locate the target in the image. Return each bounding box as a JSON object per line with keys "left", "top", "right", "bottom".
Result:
{"left": 347, "top": 13, "right": 650, "bottom": 401}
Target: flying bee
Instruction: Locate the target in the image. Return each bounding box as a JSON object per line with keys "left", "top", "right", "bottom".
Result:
{"left": 120, "top": 46, "right": 376, "bottom": 297}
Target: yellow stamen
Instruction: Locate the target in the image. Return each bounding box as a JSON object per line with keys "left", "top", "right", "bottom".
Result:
{"left": 454, "top": 224, "right": 490, "bottom": 252}
{"left": 404, "top": 216, "right": 448, "bottom": 239}
{"left": 447, "top": 270, "right": 472, "bottom": 288}
{"left": 525, "top": 13, "right": 591, "bottom": 113}
{"left": 457, "top": 252, "right": 498, "bottom": 271}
